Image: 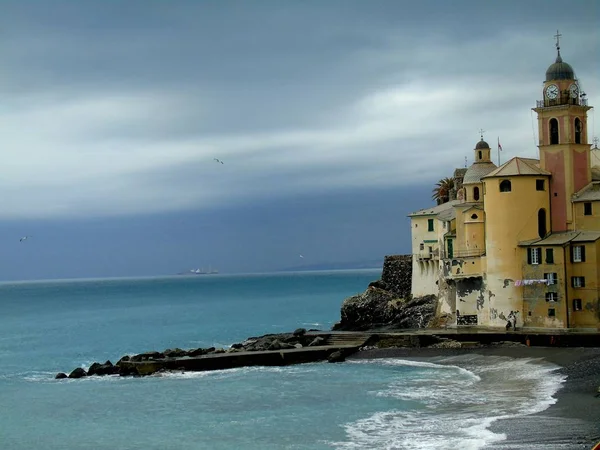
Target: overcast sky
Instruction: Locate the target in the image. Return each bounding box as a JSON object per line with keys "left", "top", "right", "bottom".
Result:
{"left": 0, "top": 0, "right": 598, "bottom": 280}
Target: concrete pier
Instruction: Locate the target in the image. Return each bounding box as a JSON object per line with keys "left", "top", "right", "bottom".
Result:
{"left": 117, "top": 329, "right": 599, "bottom": 376}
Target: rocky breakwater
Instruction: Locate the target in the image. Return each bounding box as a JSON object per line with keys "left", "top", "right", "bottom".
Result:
{"left": 333, "top": 254, "right": 437, "bottom": 331}
{"left": 55, "top": 328, "right": 349, "bottom": 379}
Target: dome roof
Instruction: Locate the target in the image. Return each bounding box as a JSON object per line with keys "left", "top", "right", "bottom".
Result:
{"left": 475, "top": 139, "right": 490, "bottom": 150}
{"left": 545, "top": 53, "right": 575, "bottom": 81}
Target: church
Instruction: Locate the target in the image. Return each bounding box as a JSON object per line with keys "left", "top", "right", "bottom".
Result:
{"left": 409, "top": 35, "right": 599, "bottom": 330}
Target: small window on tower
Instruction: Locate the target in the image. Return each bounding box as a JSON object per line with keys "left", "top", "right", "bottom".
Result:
{"left": 536, "top": 180, "right": 545, "bottom": 191}
{"left": 584, "top": 202, "right": 592, "bottom": 216}
{"left": 575, "top": 118, "right": 582, "bottom": 144}
{"left": 473, "top": 187, "right": 480, "bottom": 201}
{"left": 550, "top": 118, "right": 559, "bottom": 145}
{"left": 478, "top": 150, "right": 482, "bottom": 160}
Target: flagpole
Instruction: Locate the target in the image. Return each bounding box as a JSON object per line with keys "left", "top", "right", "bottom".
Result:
{"left": 497, "top": 137, "right": 501, "bottom": 166}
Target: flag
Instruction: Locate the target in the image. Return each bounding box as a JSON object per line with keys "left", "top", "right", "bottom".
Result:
{"left": 498, "top": 137, "right": 503, "bottom": 151}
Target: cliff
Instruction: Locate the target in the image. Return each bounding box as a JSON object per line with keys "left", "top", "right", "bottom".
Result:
{"left": 333, "top": 255, "right": 437, "bottom": 331}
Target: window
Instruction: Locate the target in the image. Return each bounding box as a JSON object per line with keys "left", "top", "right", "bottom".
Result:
{"left": 571, "top": 276, "right": 585, "bottom": 288}
{"left": 419, "top": 243, "right": 424, "bottom": 251}
{"left": 527, "top": 247, "right": 541, "bottom": 265}
{"left": 550, "top": 118, "right": 559, "bottom": 145}
{"left": 572, "top": 245, "right": 586, "bottom": 263}
{"left": 584, "top": 202, "right": 592, "bottom": 216}
{"left": 428, "top": 219, "right": 434, "bottom": 232}
{"left": 548, "top": 308, "right": 556, "bottom": 317}
{"left": 573, "top": 299, "right": 582, "bottom": 311}
{"left": 478, "top": 150, "right": 482, "bottom": 160}
{"left": 545, "top": 292, "right": 558, "bottom": 302}
{"left": 473, "top": 186, "right": 480, "bottom": 201}
{"left": 544, "top": 273, "right": 557, "bottom": 285}
{"left": 545, "top": 248, "right": 554, "bottom": 264}
{"left": 428, "top": 246, "right": 433, "bottom": 255}
{"left": 538, "top": 209, "right": 547, "bottom": 239}
{"left": 536, "top": 179, "right": 545, "bottom": 191}
{"left": 500, "top": 180, "right": 512, "bottom": 192}
{"left": 471, "top": 214, "right": 478, "bottom": 220}
{"left": 575, "top": 118, "right": 582, "bottom": 144}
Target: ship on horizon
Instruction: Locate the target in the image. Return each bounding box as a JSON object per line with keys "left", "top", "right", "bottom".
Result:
{"left": 178, "top": 266, "right": 219, "bottom": 275}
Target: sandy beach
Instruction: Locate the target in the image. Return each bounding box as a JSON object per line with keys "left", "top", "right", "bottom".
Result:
{"left": 351, "top": 346, "right": 600, "bottom": 449}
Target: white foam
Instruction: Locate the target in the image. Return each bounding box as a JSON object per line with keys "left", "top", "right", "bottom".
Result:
{"left": 332, "top": 354, "right": 565, "bottom": 450}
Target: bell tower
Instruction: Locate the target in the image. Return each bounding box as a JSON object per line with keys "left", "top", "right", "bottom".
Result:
{"left": 533, "top": 31, "right": 592, "bottom": 232}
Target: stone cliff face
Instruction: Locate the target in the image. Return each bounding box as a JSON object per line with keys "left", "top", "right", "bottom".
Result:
{"left": 333, "top": 255, "right": 437, "bottom": 331}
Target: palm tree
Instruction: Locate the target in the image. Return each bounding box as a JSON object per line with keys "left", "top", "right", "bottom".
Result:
{"left": 432, "top": 177, "right": 454, "bottom": 205}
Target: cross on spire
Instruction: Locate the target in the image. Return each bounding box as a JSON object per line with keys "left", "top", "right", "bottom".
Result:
{"left": 554, "top": 29, "right": 562, "bottom": 51}
{"left": 593, "top": 137, "right": 599, "bottom": 149}
{"left": 554, "top": 30, "right": 562, "bottom": 61}
{"left": 478, "top": 128, "right": 485, "bottom": 140}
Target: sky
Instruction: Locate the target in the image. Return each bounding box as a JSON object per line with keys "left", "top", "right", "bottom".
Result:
{"left": 0, "top": 0, "right": 598, "bottom": 280}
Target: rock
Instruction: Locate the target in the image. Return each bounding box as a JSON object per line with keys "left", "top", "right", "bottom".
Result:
{"left": 88, "top": 360, "right": 119, "bottom": 376}
{"left": 163, "top": 348, "right": 187, "bottom": 358}
{"left": 55, "top": 372, "right": 68, "bottom": 379}
{"left": 328, "top": 351, "right": 345, "bottom": 363}
{"left": 68, "top": 367, "right": 87, "bottom": 379}
{"left": 116, "top": 355, "right": 130, "bottom": 366}
{"left": 188, "top": 348, "right": 208, "bottom": 357}
{"left": 293, "top": 328, "right": 307, "bottom": 337}
{"left": 131, "top": 351, "right": 165, "bottom": 362}
{"left": 230, "top": 343, "right": 244, "bottom": 349}
{"left": 294, "top": 343, "right": 303, "bottom": 349}
{"left": 308, "top": 336, "right": 325, "bottom": 347}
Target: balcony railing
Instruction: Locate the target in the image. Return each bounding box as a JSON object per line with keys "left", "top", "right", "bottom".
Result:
{"left": 536, "top": 95, "right": 588, "bottom": 108}
{"left": 443, "top": 249, "right": 485, "bottom": 259}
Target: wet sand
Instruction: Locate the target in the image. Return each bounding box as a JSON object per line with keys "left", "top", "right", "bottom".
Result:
{"left": 350, "top": 346, "right": 600, "bottom": 449}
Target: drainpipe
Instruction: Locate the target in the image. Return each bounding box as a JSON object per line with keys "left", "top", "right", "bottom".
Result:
{"left": 563, "top": 244, "right": 570, "bottom": 329}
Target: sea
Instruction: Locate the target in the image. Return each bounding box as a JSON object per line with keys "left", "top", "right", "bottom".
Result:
{"left": 0, "top": 270, "right": 566, "bottom": 450}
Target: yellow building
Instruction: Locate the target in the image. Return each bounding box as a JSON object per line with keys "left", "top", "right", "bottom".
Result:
{"left": 409, "top": 37, "right": 599, "bottom": 330}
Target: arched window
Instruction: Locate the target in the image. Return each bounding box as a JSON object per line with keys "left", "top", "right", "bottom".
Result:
{"left": 538, "top": 208, "right": 547, "bottom": 239}
{"left": 500, "top": 180, "right": 512, "bottom": 192}
{"left": 473, "top": 186, "right": 480, "bottom": 201}
{"left": 550, "top": 118, "right": 559, "bottom": 145}
{"left": 575, "top": 118, "right": 582, "bottom": 144}
{"left": 471, "top": 214, "right": 478, "bottom": 220}
{"left": 464, "top": 189, "right": 467, "bottom": 202}
{"left": 478, "top": 150, "right": 482, "bottom": 160}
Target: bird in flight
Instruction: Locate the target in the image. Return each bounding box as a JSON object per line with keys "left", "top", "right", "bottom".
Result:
{"left": 213, "top": 158, "right": 224, "bottom": 164}
{"left": 19, "top": 235, "right": 32, "bottom": 242}
{"left": 299, "top": 254, "right": 304, "bottom": 258}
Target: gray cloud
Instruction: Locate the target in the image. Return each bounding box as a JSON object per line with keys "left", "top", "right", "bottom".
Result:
{"left": 0, "top": 1, "right": 598, "bottom": 220}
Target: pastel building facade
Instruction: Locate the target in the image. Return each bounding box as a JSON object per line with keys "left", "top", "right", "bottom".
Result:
{"left": 409, "top": 42, "right": 600, "bottom": 330}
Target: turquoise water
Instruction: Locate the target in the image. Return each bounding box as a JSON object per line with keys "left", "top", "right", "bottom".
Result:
{"left": 0, "top": 271, "right": 565, "bottom": 449}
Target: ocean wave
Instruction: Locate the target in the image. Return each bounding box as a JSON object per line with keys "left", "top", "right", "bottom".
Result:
{"left": 331, "top": 354, "right": 564, "bottom": 450}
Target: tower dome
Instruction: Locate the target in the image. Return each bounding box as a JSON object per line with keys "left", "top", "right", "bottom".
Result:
{"left": 545, "top": 53, "right": 575, "bottom": 81}
{"left": 475, "top": 139, "right": 490, "bottom": 150}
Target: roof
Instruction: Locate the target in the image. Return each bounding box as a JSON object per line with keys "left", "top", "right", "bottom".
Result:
{"left": 482, "top": 157, "right": 551, "bottom": 179}
{"left": 475, "top": 139, "right": 489, "bottom": 150}
{"left": 453, "top": 168, "right": 467, "bottom": 179}
{"left": 573, "top": 182, "right": 600, "bottom": 202}
{"left": 463, "top": 162, "right": 497, "bottom": 184}
{"left": 592, "top": 167, "right": 600, "bottom": 182}
{"left": 518, "top": 231, "right": 600, "bottom": 247}
{"left": 437, "top": 207, "right": 456, "bottom": 221}
{"left": 546, "top": 53, "right": 575, "bottom": 82}
{"left": 572, "top": 231, "right": 600, "bottom": 243}
{"left": 462, "top": 205, "right": 484, "bottom": 214}
{"left": 408, "top": 200, "right": 459, "bottom": 217}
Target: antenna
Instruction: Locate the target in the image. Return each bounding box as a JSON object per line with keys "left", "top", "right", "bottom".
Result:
{"left": 593, "top": 137, "right": 599, "bottom": 149}
{"left": 464, "top": 156, "right": 467, "bottom": 168}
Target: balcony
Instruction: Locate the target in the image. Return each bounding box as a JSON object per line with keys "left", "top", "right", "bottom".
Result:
{"left": 536, "top": 95, "right": 588, "bottom": 108}
{"left": 442, "top": 249, "right": 485, "bottom": 259}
